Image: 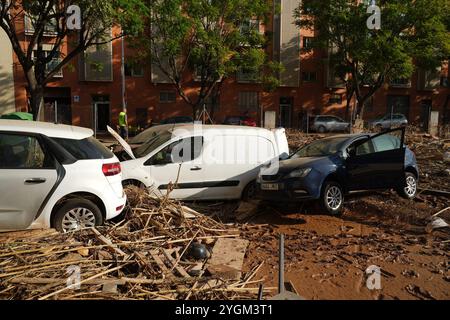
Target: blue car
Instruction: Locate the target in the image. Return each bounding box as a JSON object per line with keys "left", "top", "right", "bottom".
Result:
{"left": 257, "top": 128, "right": 419, "bottom": 215}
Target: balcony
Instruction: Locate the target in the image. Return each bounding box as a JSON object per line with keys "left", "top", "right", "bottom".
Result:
{"left": 389, "top": 78, "right": 411, "bottom": 88}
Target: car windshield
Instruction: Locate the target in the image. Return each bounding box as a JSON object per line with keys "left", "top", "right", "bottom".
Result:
{"left": 291, "top": 137, "right": 349, "bottom": 158}
{"left": 133, "top": 131, "right": 173, "bottom": 158}
{"left": 129, "top": 127, "right": 168, "bottom": 145}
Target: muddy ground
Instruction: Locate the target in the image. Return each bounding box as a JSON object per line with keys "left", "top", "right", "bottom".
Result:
{"left": 235, "top": 130, "right": 450, "bottom": 300}
{"left": 235, "top": 194, "right": 449, "bottom": 300}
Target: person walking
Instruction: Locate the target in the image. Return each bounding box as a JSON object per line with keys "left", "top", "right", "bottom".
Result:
{"left": 119, "top": 110, "right": 128, "bottom": 139}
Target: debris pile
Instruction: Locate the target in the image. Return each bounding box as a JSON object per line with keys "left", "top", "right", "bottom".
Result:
{"left": 405, "top": 128, "right": 450, "bottom": 193}
{"left": 0, "top": 187, "right": 271, "bottom": 300}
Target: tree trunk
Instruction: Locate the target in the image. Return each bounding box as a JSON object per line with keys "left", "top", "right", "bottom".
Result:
{"left": 29, "top": 85, "right": 44, "bottom": 121}
{"left": 25, "top": 68, "right": 45, "bottom": 121}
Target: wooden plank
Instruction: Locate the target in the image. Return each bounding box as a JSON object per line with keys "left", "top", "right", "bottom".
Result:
{"left": 91, "top": 228, "right": 128, "bottom": 257}
{"left": 206, "top": 238, "right": 249, "bottom": 280}
{"left": 149, "top": 250, "right": 172, "bottom": 277}
{"left": 162, "top": 249, "right": 191, "bottom": 278}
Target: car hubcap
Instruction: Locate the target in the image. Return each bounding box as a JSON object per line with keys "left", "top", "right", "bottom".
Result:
{"left": 62, "top": 207, "right": 96, "bottom": 232}
{"left": 405, "top": 176, "right": 417, "bottom": 197}
{"left": 326, "top": 186, "right": 343, "bottom": 210}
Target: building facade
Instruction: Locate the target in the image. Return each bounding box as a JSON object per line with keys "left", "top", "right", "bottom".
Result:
{"left": 3, "top": 0, "right": 450, "bottom": 134}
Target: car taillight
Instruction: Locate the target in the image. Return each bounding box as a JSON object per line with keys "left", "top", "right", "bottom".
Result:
{"left": 102, "top": 163, "right": 121, "bottom": 176}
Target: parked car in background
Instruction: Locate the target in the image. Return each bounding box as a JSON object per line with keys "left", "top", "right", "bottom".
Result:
{"left": 159, "top": 116, "right": 194, "bottom": 125}
{"left": 223, "top": 116, "right": 257, "bottom": 127}
{"left": 311, "top": 115, "right": 350, "bottom": 133}
{"left": 257, "top": 128, "right": 418, "bottom": 215}
{"left": 0, "top": 120, "right": 126, "bottom": 232}
{"left": 109, "top": 124, "right": 289, "bottom": 201}
{"left": 369, "top": 114, "right": 408, "bottom": 130}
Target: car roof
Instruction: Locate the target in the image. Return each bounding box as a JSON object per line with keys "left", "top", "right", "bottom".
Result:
{"left": 168, "top": 124, "right": 272, "bottom": 137}
{"left": 0, "top": 120, "right": 93, "bottom": 140}
{"left": 323, "top": 133, "right": 371, "bottom": 140}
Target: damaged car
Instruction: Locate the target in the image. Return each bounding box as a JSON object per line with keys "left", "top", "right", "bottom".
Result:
{"left": 257, "top": 128, "right": 419, "bottom": 215}
{"left": 109, "top": 124, "right": 289, "bottom": 201}
{"left": 0, "top": 120, "right": 126, "bottom": 232}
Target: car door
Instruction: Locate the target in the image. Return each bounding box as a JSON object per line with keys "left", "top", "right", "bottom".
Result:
{"left": 346, "top": 128, "right": 406, "bottom": 191}
{"left": 200, "top": 134, "right": 276, "bottom": 200}
{"left": 0, "top": 132, "right": 58, "bottom": 230}
{"left": 145, "top": 136, "right": 205, "bottom": 200}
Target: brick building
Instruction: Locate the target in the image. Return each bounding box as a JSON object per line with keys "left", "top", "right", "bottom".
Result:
{"left": 1, "top": 0, "right": 449, "bottom": 134}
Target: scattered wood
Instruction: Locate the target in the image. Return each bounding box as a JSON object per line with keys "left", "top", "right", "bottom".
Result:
{"left": 206, "top": 238, "right": 249, "bottom": 280}
{"left": 0, "top": 187, "right": 258, "bottom": 300}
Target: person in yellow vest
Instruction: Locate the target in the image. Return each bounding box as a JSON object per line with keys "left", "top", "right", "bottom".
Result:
{"left": 119, "top": 111, "right": 128, "bottom": 139}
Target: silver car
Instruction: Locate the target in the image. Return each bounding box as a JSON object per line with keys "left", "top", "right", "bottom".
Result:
{"left": 370, "top": 114, "right": 408, "bottom": 130}
{"left": 312, "top": 115, "right": 351, "bottom": 133}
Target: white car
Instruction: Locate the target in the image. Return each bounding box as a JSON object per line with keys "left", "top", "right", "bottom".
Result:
{"left": 110, "top": 124, "right": 289, "bottom": 201}
{"left": 0, "top": 120, "right": 126, "bottom": 232}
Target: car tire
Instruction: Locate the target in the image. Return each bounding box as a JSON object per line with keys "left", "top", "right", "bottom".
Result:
{"left": 397, "top": 172, "right": 418, "bottom": 200}
{"left": 52, "top": 198, "right": 104, "bottom": 233}
{"left": 318, "top": 126, "right": 326, "bottom": 133}
{"left": 320, "top": 181, "right": 344, "bottom": 216}
{"left": 242, "top": 181, "right": 258, "bottom": 201}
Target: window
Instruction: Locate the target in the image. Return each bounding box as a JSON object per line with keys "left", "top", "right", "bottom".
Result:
{"left": 0, "top": 134, "right": 53, "bottom": 169}
{"left": 441, "top": 76, "right": 449, "bottom": 87}
{"left": 352, "top": 133, "right": 401, "bottom": 156}
{"left": 81, "top": 31, "right": 113, "bottom": 81}
{"left": 387, "top": 96, "right": 410, "bottom": 118}
{"left": 159, "top": 91, "right": 176, "bottom": 103}
{"left": 355, "top": 140, "right": 375, "bottom": 156}
{"left": 237, "top": 68, "right": 259, "bottom": 83}
{"left": 53, "top": 137, "right": 114, "bottom": 160}
{"left": 32, "top": 49, "right": 62, "bottom": 77}
{"left": 329, "top": 93, "right": 342, "bottom": 104}
{"left": 151, "top": 137, "right": 204, "bottom": 164}
{"left": 303, "top": 37, "right": 314, "bottom": 49}
{"left": 240, "top": 19, "right": 260, "bottom": 35}
{"left": 302, "top": 72, "right": 317, "bottom": 82}
{"left": 372, "top": 134, "right": 401, "bottom": 152}
{"left": 125, "top": 62, "right": 144, "bottom": 77}
{"left": 25, "top": 11, "right": 58, "bottom": 36}
{"left": 238, "top": 92, "right": 259, "bottom": 112}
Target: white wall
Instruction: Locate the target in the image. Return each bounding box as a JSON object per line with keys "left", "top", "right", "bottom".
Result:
{"left": 0, "top": 28, "right": 16, "bottom": 115}
{"left": 274, "top": 0, "right": 301, "bottom": 87}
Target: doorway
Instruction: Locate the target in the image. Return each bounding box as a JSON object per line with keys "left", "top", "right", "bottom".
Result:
{"left": 420, "top": 100, "right": 432, "bottom": 132}
{"left": 92, "top": 95, "right": 110, "bottom": 134}
{"left": 280, "top": 97, "right": 293, "bottom": 128}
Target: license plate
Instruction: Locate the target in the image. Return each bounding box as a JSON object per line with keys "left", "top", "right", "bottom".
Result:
{"left": 261, "top": 183, "right": 280, "bottom": 191}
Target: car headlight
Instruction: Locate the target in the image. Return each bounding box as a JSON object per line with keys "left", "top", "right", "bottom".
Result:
{"left": 286, "top": 168, "right": 312, "bottom": 178}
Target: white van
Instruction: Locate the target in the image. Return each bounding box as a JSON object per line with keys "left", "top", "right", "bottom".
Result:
{"left": 110, "top": 124, "right": 289, "bottom": 201}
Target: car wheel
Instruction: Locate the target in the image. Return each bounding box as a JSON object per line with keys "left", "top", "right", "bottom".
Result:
{"left": 242, "top": 181, "right": 258, "bottom": 201}
{"left": 320, "top": 181, "right": 344, "bottom": 216}
{"left": 397, "top": 172, "right": 417, "bottom": 200}
{"left": 52, "top": 199, "right": 103, "bottom": 233}
{"left": 318, "top": 126, "right": 326, "bottom": 133}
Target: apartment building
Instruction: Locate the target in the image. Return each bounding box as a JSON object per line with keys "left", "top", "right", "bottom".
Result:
{"left": 4, "top": 0, "right": 450, "bottom": 133}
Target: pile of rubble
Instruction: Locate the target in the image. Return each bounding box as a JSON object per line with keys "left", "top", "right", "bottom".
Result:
{"left": 0, "top": 187, "right": 271, "bottom": 300}
{"left": 405, "top": 127, "right": 450, "bottom": 193}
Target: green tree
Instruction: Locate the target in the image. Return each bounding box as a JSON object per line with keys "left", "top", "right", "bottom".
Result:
{"left": 0, "top": 0, "right": 145, "bottom": 120}
{"left": 130, "top": 0, "right": 280, "bottom": 119}
{"left": 295, "top": 0, "right": 450, "bottom": 120}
